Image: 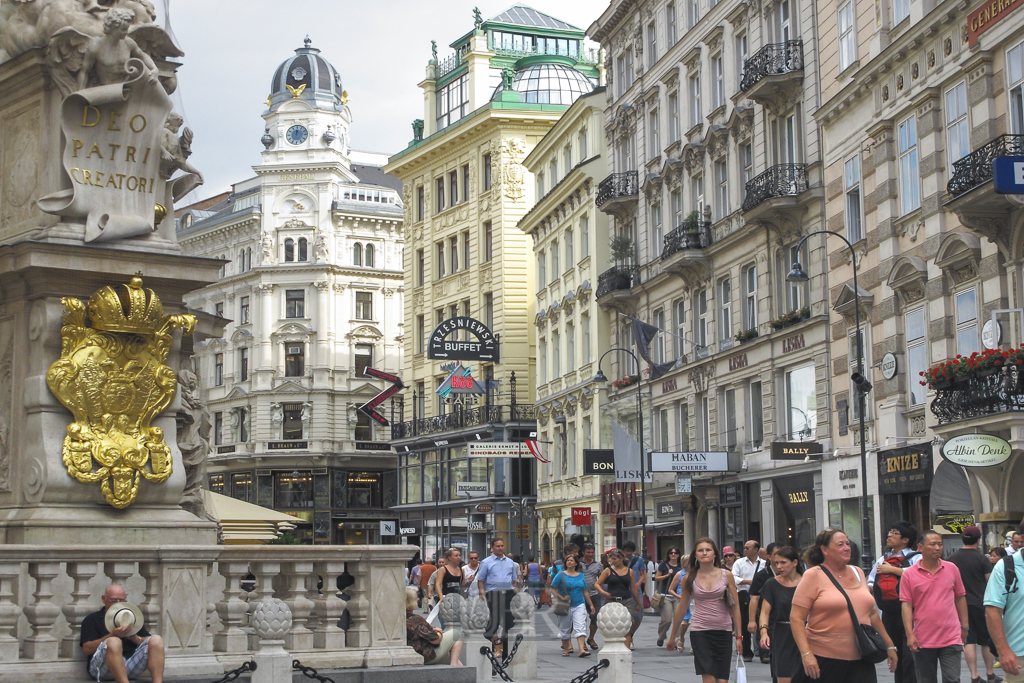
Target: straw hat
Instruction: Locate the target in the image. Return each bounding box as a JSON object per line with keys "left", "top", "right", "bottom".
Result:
{"left": 104, "top": 601, "right": 144, "bottom": 637}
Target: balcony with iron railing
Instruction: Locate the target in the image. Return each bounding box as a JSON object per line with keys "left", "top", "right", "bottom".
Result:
{"left": 662, "top": 218, "right": 713, "bottom": 258}
{"left": 596, "top": 265, "right": 639, "bottom": 299}
{"left": 488, "top": 39, "right": 599, "bottom": 65}
{"left": 389, "top": 403, "right": 537, "bottom": 440}
{"left": 740, "top": 40, "right": 804, "bottom": 110}
{"left": 742, "top": 164, "right": 810, "bottom": 213}
{"left": 930, "top": 364, "right": 1024, "bottom": 425}
{"left": 595, "top": 171, "right": 639, "bottom": 215}
{"left": 947, "top": 134, "right": 1024, "bottom": 198}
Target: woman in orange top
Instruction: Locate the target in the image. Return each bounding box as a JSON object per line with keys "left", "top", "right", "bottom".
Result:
{"left": 790, "top": 528, "right": 898, "bottom": 682}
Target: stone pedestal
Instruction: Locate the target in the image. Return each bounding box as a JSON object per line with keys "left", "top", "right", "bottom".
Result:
{"left": 597, "top": 602, "right": 632, "bottom": 683}
{"left": 460, "top": 596, "right": 492, "bottom": 681}
{"left": 251, "top": 599, "right": 293, "bottom": 683}
{"left": 508, "top": 592, "right": 536, "bottom": 680}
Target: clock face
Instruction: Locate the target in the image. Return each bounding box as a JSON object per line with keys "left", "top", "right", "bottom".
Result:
{"left": 286, "top": 125, "right": 308, "bottom": 145}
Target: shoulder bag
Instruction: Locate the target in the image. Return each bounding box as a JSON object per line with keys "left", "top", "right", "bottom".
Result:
{"left": 553, "top": 572, "right": 571, "bottom": 616}
{"left": 820, "top": 566, "right": 888, "bottom": 664}
{"left": 721, "top": 569, "right": 736, "bottom": 607}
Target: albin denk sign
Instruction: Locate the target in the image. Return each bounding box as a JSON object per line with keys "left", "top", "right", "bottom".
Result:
{"left": 941, "top": 434, "right": 1011, "bottom": 467}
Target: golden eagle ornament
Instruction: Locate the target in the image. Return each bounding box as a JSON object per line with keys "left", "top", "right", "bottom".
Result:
{"left": 46, "top": 277, "right": 195, "bottom": 509}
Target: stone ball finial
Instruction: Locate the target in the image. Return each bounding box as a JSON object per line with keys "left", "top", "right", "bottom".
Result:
{"left": 252, "top": 598, "right": 292, "bottom": 642}
{"left": 510, "top": 591, "right": 536, "bottom": 621}
{"left": 461, "top": 595, "right": 491, "bottom": 631}
{"left": 439, "top": 593, "right": 465, "bottom": 625}
{"left": 597, "top": 601, "right": 631, "bottom": 639}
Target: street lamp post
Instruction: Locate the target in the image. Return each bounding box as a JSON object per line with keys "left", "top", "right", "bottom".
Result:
{"left": 293, "top": 457, "right": 319, "bottom": 545}
{"left": 592, "top": 347, "right": 648, "bottom": 559}
{"left": 786, "top": 231, "right": 874, "bottom": 572}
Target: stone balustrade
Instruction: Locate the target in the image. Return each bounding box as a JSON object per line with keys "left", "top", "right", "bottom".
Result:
{"left": 0, "top": 544, "right": 420, "bottom": 682}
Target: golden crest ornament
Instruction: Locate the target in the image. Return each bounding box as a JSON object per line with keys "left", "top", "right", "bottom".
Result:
{"left": 46, "top": 277, "right": 196, "bottom": 509}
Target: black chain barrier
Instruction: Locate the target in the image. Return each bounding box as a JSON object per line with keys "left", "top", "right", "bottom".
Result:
{"left": 293, "top": 659, "right": 336, "bottom": 683}
{"left": 210, "top": 660, "right": 256, "bottom": 683}
{"left": 568, "top": 658, "right": 609, "bottom": 683}
{"left": 480, "top": 645, "right": 514, "bottom": 682}
{"left": 501, "top": 633, "right": 523, "bottom": 668}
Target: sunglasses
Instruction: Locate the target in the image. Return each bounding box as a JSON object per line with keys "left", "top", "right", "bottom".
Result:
{"left": 724, "top": 553, "right": 736, "bottom": 557}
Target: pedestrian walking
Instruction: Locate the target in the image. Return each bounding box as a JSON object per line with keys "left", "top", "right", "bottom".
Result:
{"left": 667, "top": 538, "right": 743, "bottom": 683}
{"left": 549, "top": 554, "right": 596, "bottom": 658}
{"left": 1008, "top": 532, "right": 1023, "bottom": 556}
{"left": 994, "top": 548, "right": 1011, "bottom": 565}
{"left": 757, "top": 545, "right": 804, "bottom": 683}
{"left": 579, "top": 544, "right": 604, "bottom": 652}
{"left": 790, "top": 528, "right": 899, "bottom": 683}
{"left": 750, "top": 542, "right": 780, "bottom": 665}
{"left": 475, "top": 538, "right": 519, "bottom": 658}
{"left": 869, "top": 520, "right": 922, "bottom": 683}
{"left": 462, "top": 551, "right": 480, "bottom": 598}
{"left": 733, "top": 539, "right": 767, "bottom": 661}
{"left": 595, "top": 549, "right": 643, "bottom": 650}
{"left": 951, "top": 525, "right": 1003, "bottom": 683}
{"left": 668, "top": 558, "right": 692, "bottom": 654}
{"left": 418, "top": 555, "right": 437, "bottom": 609}
{"left": 654, "top": 546, "right": 684, "bottom": 647}
{"left": 985, "top": 541, "right": 1024, "bottom": 683}
{"left": 434, "top": 548, "right": 464, "bottom": 628}
{"left": 622, "top": 541, "right": 648, "bottom": 611}
{"left": 526, "top": 556, "right": 543, "bottom": 602}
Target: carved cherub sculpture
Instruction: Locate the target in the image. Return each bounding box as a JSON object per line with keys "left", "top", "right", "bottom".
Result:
{"left": 160, "top": 112, "right": 203, "bottom": 183}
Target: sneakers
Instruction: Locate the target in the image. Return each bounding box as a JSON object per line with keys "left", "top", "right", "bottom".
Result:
{"left": 989, "top": 675, "right": 1003, "bottom": 683}
{"left": 657, "top": 638, "right": 665, "bottom": 647}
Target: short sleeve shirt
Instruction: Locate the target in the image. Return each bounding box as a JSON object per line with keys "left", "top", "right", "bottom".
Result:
{"left": 555, "top": 572, "right": 589, "bottom": 607}
{"left": 580, "top": 560, "right": 603, "bottom": 595}
{"left": 791, "top": 565, "right": 875, "bottom": 661}
{"left": 80, "top": 608, "right": 151, "bottom": 673}
{"left": 476, "top": 554, "right": 517, "bottom": 592}
{"left": 899, "top": 560, "right": 966, "bottom": 649}
{"left": 949, "top": 548, "right": 992, "bottom": 608}
{"left": 984, "top": 554, "right": 1024, "bottom": 657}
{"left": 657, "top": 562, "right": 683, "bottom": 594}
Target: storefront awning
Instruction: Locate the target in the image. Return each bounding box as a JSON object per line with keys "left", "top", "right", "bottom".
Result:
{"left": 620, "top": 521, "right": 684, "bottom": 531}
{"left": 930, "top": 460, "right": 974, "bottom": 516}
{"left": 203, "top": 490, "right": 305, "bottom": 544}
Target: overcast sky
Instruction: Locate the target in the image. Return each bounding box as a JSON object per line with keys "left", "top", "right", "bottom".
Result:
{"left": 166, "top": 0, "right": 605, "bottom": 202}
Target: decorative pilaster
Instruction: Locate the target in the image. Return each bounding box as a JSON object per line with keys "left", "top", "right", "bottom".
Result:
{"left": 60, "top": 562, "right": 99, "bottom": 659}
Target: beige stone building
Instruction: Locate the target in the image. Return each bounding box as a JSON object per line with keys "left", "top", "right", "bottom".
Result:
{"left": 383, "top": 6, "right": 600, "bottom": 561}
{"left": 815, "top": 0, "right": 1024, "bottom": 545}
{"left": 519, "top": 88, "right": 613, "bottom": 561}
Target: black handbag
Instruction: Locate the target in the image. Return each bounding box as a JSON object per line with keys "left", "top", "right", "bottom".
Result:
{"left": 820, "top": 566, "right": 888, "bottom": 664}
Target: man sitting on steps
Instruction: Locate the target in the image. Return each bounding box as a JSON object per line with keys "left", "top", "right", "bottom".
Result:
{"left": 81, "top": 585, "right": 164, "bottom": 683}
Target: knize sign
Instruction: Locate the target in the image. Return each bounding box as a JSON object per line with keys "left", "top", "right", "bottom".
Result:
{"left": 357, "top": 367, "right": 404, "bottom": 426}
{"left": 427, "top": 316, "right": 500, "bottom": 362}
{"left": 650, "top": 451, "right": 730, "bottom": 472}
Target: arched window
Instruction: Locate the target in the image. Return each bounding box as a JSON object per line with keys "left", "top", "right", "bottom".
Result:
{"left": 238, "top": 250, "right": 245, "bottom": 272}
{"left": 353, "top": 242, "right": 363, "bottom": 266}
{"left": 298, "top": 237, "right": 308, "bottom": 262}
{"left": 246, "top": 247, "right": 252, "bottom": 271}
{"left": 365, "top": 243, "right": 375, "bottom": 267}
{"left": 284, "top": 238, "right": 294, "bottom": 262}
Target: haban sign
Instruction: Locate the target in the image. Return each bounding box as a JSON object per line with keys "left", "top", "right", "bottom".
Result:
{"left": 427, "top": 316, "right": 500, "bottom": 362}
{"left": 967, "top": 0, "right": 1024, "bottom": 45}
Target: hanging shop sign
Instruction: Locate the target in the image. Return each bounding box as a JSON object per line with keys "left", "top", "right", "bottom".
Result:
{"left": 435, "top": 362, "right": 486, "bottom": 407}
{"left": 774, "top": 473, "right": 816, "bottom": 519}
{"left": 455, "top": 481, "right": 489, "bottom": 498}
{"left": 650, "top": 451, "right": 730, "bottom": 472}
{"left": 475, "top": 503, "right": 493, "bottom": 513}
{"left": 881, "top": 353, "right": 898, "bottom": 380}
{"left": 427, "top": 316, "right": 499, "bottom": 362}
{"left": 571, "top": 507, "right": 592, "bottom": 526}
{"left": 656, "top": 499, "right": 681, "bottom": 519}
{"left": 771, "top": 441, "right": 823, "bottom": 460}
{"left": 942, "top": 434, "right": 1012, "bottom": 467}
{"left": 358, "top": 367, "right": 404, "bottom": 426}
{"left": 584, "top": 449, "right": 616, "bottom": 474}
{"left": 879, "top": 444, "right": 933, "bottom": 494}
{"left": 936, "top": 514, "right": 976, "bottom": 534}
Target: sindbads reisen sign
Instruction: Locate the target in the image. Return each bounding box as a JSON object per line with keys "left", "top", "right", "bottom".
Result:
{"left": 941, "top": 434, "right": 1011, "bottom": 467}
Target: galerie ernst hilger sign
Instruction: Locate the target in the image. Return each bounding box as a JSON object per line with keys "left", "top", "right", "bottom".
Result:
{"left": 427, "top": 316, "right": 499, "bottom": 362}
{"left": 941, "top": 434, "right": 1012, "bottom": 467}
{"left": 650, "top": 451, "right": 730, "bottom": 472}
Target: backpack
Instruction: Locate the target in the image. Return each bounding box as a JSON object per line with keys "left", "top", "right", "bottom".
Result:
{"left": 872, "top": 551, "right": 919, "bottom": 612}
{"left": 1004, "top": 553, "right": 1020, "bottom": 597}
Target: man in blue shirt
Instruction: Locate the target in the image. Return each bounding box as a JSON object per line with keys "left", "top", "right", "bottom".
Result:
{"left": 986, "top": 550, "right": 1024, "bottom": 683}
{"left": 476, "top": 537, "right": 519, "bottom": 656}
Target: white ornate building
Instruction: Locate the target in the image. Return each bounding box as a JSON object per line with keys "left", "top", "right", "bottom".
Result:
{"left": 179, "top": 39, "right": 405, "bottom": 544}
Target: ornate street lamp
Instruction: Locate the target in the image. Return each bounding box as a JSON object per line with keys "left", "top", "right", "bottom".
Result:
{"left": 787, "top": 231, "right": 874, "bottom": 571}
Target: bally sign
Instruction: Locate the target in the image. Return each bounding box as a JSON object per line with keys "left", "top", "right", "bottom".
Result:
{"left": 427, "top": 316, "right": 499, "bottom": 362}
{"left": 771, "top": 441, "right": 823, "bottom": 460}
{"left": 942, "top": 434, "right": 1012, "bottom": 467}
{"left": 584, "top": 449, "right": 616, "bottom": 474}
{"left": 650, "top": 451, "right": 730, "bottom": 472}
{"left": 571, "top": 507, "right": 592, "bottom": 526}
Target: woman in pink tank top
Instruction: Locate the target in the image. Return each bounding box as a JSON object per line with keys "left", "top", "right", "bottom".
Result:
{"left": 667, "top": 538, "right": 742, "bottom": 683}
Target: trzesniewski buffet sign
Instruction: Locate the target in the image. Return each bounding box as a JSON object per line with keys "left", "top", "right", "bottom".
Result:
{"left": 941, "top": 434, "right": 1011, "bottom": 467}
{"left": 428, "top": 316, "right": 500, "bottom": 362}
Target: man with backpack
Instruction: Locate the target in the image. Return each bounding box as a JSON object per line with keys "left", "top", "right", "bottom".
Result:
{"left": 985, "top": 538, "right": 1024, "bottom": 683}
{"left": 869, "top": 521, "right": 922, "bottom": 683}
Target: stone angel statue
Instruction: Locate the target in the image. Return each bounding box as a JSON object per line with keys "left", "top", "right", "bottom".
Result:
{"left": 160, "top": 112, "right": 202, "bottom": 182}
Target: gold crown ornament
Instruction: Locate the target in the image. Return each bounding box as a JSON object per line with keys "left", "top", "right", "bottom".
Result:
{"left": 46, "top": 277, "right": 195, "bottom": 509}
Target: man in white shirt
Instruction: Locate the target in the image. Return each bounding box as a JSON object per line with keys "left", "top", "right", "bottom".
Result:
{"left": 463, "top": 551, "right": 480, "bottom": 596}
{"left": 732, "top": 539, "right": 766, "bottom": 662}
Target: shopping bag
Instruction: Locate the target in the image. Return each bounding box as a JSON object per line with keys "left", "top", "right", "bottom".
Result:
{"left": 734, "top": 651, "right": 747, "bottom": 683}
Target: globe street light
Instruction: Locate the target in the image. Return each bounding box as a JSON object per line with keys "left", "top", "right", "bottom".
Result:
{"left": 787, "top": 231, "right": 873, "bottom": 572}
{"left": 592, "top": 347, "right": 648, "bottom": 558}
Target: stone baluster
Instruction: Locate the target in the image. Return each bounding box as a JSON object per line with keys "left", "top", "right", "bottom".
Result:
{"left": 213, "top": 560, "right": 250, "bottom": 652}
{"left": 104, "top": 560, "right": 137, "bottom": 590}
{"left": 249, "top": 561, "right": 280, "bottom": 651}
{"left": 343, "top": 559, "right": 370, "bottom": 648}
{"left": 60, "top": 561, "right": 99, "bottom": 659}
{"left": 281, "top": 561, "right": 315, "bottom": 651}
{"left": 597, "top": 601, "right": 632, "bottom": 683}
{"left": 312, "top": 561, "right": 347, "bottom": 650}
{"left": 23, "top": 562, "right": 62, "bottom": 660}
{"left": 206, "top": 565, "right": 216, "bottom": 652}
{"left": 508, "top": 592, "right": 536, "bottom": 679}
{"left": 304, "top": 566, "right": 322, "bottom": 638}
{"left": 0, "top": 563, "right": 23, "bottom": 661}
{"left": 138, "top": 561, "right": 162, "bottom": 637}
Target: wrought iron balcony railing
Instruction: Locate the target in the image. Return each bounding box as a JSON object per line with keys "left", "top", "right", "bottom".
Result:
{"left": 390, "top": 404, "right": 537, "bottom": 440}
{"left": 947, "top": 134, "right": 1024, "bottom": 198}
{"left": 930, "top": 365, "right": 1024, "bottom": 424}
{"left": 489, "top": 39, "right": 599, "bottom": 64}
{"left": 596, "top": 265, "right": 639, "bottom": 298}
{"left": 740, "top": 40, "right": 804, "bottom": 92}
{"left": 742, "top": 164, "right": 809, "bottom": 212}
{"left": 596, "top": 171, "right": 639, "bottom": 208}
{"left": 662, "top": 219, "right": 712, "bottom": 258}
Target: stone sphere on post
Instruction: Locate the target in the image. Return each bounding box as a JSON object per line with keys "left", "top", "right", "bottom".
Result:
{"left": 597, "top": 601, "right": 631, "bottom": 640}
{"left": 510, "top": 591, "right": 535, "bottom": 621}
{"left": 461, "top": 595, "right": 491, "bottom": 631}
{"left": 439, "top": 593, "right": 465, "bottom": 626}
{"left": 252, "top": 598, "right": 292, "bottom": 643}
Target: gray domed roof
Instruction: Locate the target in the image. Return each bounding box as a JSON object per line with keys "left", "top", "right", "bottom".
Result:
{"left": 492, "top": 63, "right": 595, "bottom": 106}
{"left": 269, "top": 38, "right": 344, "bottom": 110}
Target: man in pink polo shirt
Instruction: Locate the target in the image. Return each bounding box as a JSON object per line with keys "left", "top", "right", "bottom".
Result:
{"left": 901, "top": 529, "right": 969, "bottom": 683}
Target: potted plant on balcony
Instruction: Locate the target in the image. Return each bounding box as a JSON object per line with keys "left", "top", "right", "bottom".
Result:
{"left": 921, "top": 355, "right": 975, "bottom": 390}
{"left": 769, "top": 306, "right": 810, "bottom": 331}
{"left": 684, "top": 209, "right": 700, "bottom": 225}
{"left": 608, "top": 234, "right": 636, "bottom": 288}
{"left": 735, "top": 328, "right": 758, "bottom": 344}
{"left": 612, "top": 374, "right": 640, "bottom": 389}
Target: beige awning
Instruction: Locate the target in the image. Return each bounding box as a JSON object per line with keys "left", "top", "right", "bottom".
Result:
{"left": 203, "top": 490, "right": 306, "bottom": 544}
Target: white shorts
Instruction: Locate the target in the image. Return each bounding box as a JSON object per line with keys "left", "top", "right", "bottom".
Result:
{"left": 558, "top": 603, "right": 589, "bottom": 640}
{"left": 89, "top": 638, "right": 150, "bottom": 682}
